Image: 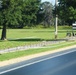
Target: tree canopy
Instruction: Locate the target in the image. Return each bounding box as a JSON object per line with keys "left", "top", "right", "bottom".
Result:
{"left": 37, "top": 1, "right": 54, "bottom": 27}
{"left": 0, "top": 0, "right": 41, "bottom": 40}
{"left": 58, "top": 0, "right": 76, "bottom": 25}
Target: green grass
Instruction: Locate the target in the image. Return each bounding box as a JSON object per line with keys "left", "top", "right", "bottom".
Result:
{"left": 0, "top": 41, "right": 41, "bottom": 49}
{"left": 0, "top": 26, "right": 75, "bottom": 49}
{"left": 0, "top": 29, "right": 62, "bottom": 49}
{"left": 0, "top": 26, "right": 76, "bottom": 61}
{"left": 0, "top": 41, "right": 76, "bottom": 61}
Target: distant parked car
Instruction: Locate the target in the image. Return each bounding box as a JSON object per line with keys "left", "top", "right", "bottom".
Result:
{"left": 72, "top": 22, "right": 76, "bottom": 30}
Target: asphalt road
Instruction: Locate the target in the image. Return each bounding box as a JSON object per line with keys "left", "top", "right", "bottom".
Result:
{"left": 0, "top": 48, "right": 76, "bottom": 75}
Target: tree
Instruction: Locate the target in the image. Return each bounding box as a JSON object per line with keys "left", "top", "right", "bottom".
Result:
{"left": 22, "top": 0, "right": 41, "bottom": 27}
{"left": 0, "top": 0, "right": 41, "bottom": 40}
{"left": 0, "top": 0, "right": 2, "bottom": 8}
{"left": 0, "top": 0, "right": 23, "bottom": 40}
{"left": 38, "top": 2, "right": 54, "bottom": 27}
{"left": 58, "top": 0, "right": 76, "bottom": 25}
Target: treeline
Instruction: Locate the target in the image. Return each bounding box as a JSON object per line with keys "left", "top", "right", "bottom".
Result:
{"left": 0, "top": 0, "right": 76, "bottom": 29}
{"left": 57, "top": 0, "right": 76, "bottom": 25}
{"left": 1, "top": 0, "right": 76, "bottom": 40}
{"left": 0, "top": 0, "right": 54, "bottom": 29}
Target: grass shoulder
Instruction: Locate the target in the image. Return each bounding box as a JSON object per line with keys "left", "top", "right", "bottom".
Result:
{"left": 0, "top": 41, "right": 76, "bottom": 61}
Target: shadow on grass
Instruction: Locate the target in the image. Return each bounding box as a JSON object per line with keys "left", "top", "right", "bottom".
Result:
{"left": 0, "top": 38, "right": 67, "bottom": 42}
{"left": 8, "top": 38, "right": 44, "bottom": 42}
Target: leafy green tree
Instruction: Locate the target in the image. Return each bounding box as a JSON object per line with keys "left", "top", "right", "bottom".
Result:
{"left": 58, "top": 0, "right": 76, "bottom": 25}
{"left": 38, "top": 2, "right": 54, "bottom": 27}
{"left": 0, "top": 0, "right": 2, "bottom": 8}
{"left": 0, "top": 0, "right": 23, "bottom": 40}
{"left": 0, "top": 0, "right": 41, "bottom": 40}
{"left": 22, "top": 0, "right": 41, "bottom": 27}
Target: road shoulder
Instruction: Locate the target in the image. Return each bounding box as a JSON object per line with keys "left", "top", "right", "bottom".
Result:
{"left": 0, "top": 45, "right": 76, "bottom": 67}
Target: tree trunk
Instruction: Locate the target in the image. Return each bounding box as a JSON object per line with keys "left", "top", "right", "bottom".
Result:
{"left": 1, "top": 24, "right": 7, "bottom": 40}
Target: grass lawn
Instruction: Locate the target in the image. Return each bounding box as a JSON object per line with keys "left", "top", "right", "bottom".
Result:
{"left": 0, "top": 26, "right": 73, "bottom": 49}
{"left": 0, "top": 41, "right": 76, "bottom": 61}
{"left": 0, "top": 26, "right": 76, "bottom": 61}
{"left": 0, "top": 26, "right": 75, "bottom": 50}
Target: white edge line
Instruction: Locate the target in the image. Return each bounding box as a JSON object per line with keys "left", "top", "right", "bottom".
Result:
{"left": 0, "top": 49, "right": 76, "bottom": 74}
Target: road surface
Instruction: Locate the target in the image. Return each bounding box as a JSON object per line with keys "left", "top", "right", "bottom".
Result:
{"left": 0, "top": 48, "right": 76, "bottom": 75}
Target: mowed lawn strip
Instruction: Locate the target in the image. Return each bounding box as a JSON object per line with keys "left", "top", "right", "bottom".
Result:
{"left": 0, "top": 29, "right": 66, "bottom": 50}
{"left": 0, "top": 26, "right": 73, "bottom": 50}
{"left": 0, "top": 41, "right": 76, "bottom": 61}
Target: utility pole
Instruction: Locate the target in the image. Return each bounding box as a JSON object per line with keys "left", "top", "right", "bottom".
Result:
{"left": 55, "top": 0, "right": 58, "bottom": 39}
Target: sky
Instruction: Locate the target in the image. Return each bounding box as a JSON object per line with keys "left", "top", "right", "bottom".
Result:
{"left": 41, "top": 0, "right": 55, "bottom": 5}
